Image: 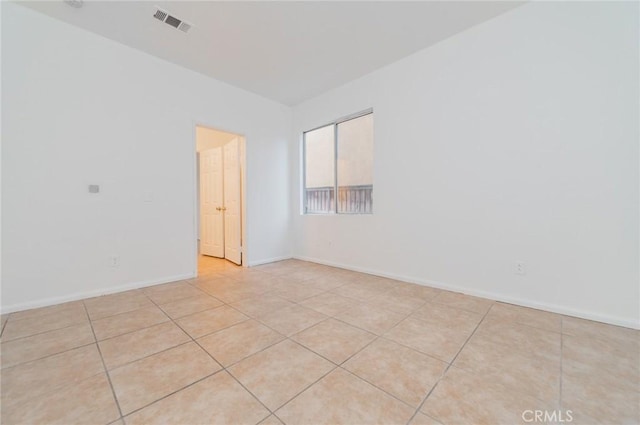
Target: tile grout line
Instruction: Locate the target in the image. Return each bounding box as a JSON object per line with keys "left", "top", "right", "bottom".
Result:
{"left": 192, "top": 335, "right": 277, "bottom": 420}
{"left": 0, "top": 319, "right": 89, "bottom": 344}
{"left": 322, "top": 295, "right": 445, "bottom": 359}
{"left": 107, "top": 339, "right": 197, "bottom": 372}
{"left": 219, "top": 299, "right": 348, "bottom": 392}
{"left": 0, "top": 339, "right": 99, "bottom": 372}
{"left": 3, "top": 293, "right": 424, "bottom": 410}
{"left": 2, "top": 313, "right": 128, "bottom": 420}
{"left": 445, "top": 306, "right": 566, "bottom": 408}
{"left": 337, "top": 365, "right": 417, "bottom": 411}
{"left": 266, "top": 359, "right": 341, "bottom": 417}
{"left": 1, "top": 314, "right": 10, "bottom": 338}
{"left": 81, "top": 300, "right": 125, "bottom": 421}
{"left": 404, "top": 302, "right": 494, "bottom": 425}
{"left": 278, "top": 308, "right": 425, "bottom": 414}
{"left": 262, "top": 291, "right": 426, "bottom": 420}
{"left": 374, "top": 334, "right": 451, "bottom": 366}
{"left": 119, "top": 369, "right": 227, "bottom": 419}
{"left": 88, "top": 300, "right": 158, "bottom": 321}
{"left": 7, "top": 275, "right": 439, "bottom": 355}
{"left": 184, "top": 273, "right": 421, "bottom": 421}
{"left": 5, "top": 259, "right": 593, "bottom": 425}
{"left": 1, "top": 311, "right": 90, "bottom": 343}
{"left": 249, "top": 309, "right": 330, "bottom": 338}
{"left": 83, "top": 290, "right": 289, "bottom": 378}
{"left": 271, "top": 412, "right": 286, "bottom": 424}
{"left": 219, "top": 370, "right": 275, "bottom": 422}
{"left": 95, "top": 316, "right": 172, "bottom": 342}
{"left": 234, "top": 292, "right": 419, "bottom": 370}
{"left": 2, "top": 265, "right": 345, "bottom": 416}
{"left": 231, "top": 285, "right": 438, "bottom": 391}
{"left": 198, "top": 261, "right": 503, "bottom": 421}
{"left": 91, "top": 294, "right": 243, "bottom": 345}
{"left": 141, "top": 290, "right": 277, "bottom": 422}
{"left": 290, "top": 326, "right": 371, "bottom": 368}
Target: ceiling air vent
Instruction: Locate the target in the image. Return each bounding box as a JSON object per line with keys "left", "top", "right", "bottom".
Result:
{"left": 178, "top": 22, "right": 191, "bottom": 33}
{"left": 153, "top": 8, "right": 167, "bottom": 21}
{"left": 153, "top": 6, "right": 193, "bottom": 34}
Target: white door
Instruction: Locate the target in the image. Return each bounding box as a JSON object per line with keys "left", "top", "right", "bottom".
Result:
{"left": 223, "top": 138, "right": 242, "bottom": 265}
{"left": 199, "top": 148, "right": 224, "bottom": 257}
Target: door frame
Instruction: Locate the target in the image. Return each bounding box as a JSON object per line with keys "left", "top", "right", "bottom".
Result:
{"left": 192, "top": 122, "right": 248, "bottom": 273}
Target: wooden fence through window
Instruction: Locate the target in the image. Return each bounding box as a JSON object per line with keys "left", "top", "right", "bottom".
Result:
{"left": 305, "top": 185, "right": 373, "bottom": 214}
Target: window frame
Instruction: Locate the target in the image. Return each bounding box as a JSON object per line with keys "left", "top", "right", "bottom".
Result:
{"left": 302, "top": 108, "right": 373, "bottom": 215}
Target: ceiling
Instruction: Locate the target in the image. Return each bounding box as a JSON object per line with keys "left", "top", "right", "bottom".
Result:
{"left": 19, "top": 1, "right": 524, "bottom": 106}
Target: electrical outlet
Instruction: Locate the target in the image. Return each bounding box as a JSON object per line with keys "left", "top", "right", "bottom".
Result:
{"left": 516, "top": 261, "right": 526, "bottom": 275}
{"left": 108, "top": 256, "right": 119, "bottom": 267}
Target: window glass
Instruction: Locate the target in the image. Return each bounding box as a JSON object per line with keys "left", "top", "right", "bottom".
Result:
{"left": 304, "top": 125, "right": 335, "bottom": 213}
{"left": 302, "top": 111, "right": 373, "bottom": 214}
{"left": 337, "top": 114, "right": 373, "bottom": 213}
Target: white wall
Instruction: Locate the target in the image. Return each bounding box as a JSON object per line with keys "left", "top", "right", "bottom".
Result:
{"left": 1, "top": 2, "right": 292, "bottom": 311}
{"left": 292, "top": 2, "right": 639, "bottom": 328}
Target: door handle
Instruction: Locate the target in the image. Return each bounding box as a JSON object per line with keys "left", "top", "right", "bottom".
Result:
{"left": 216, "top": 207, "right": 221, "bottom": 211}
{"left": 221, "top": 207, "right": 227, "bottom": 211}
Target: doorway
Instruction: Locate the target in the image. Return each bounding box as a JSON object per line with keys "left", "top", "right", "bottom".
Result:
{"left": 195, "top": 125, "right": 245, "bottom": 272}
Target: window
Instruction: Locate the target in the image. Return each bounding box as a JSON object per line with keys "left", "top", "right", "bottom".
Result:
{"left": 303, "top": 111, "right": 373, "bottom": 214}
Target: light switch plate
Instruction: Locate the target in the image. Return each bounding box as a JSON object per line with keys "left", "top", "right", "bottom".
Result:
{"left": 89, "top": 185, "right": 100, "bottom": 193}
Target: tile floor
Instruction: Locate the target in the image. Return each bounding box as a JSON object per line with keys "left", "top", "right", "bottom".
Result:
{"left": 1, "top": 257, "right": 638, "bottom": 425}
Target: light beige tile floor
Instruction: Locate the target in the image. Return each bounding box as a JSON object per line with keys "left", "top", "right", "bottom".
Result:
{"left": 1, "top": 256, "right": 638, "bottom": 425}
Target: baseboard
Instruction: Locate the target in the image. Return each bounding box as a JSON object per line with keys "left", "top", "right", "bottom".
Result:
{"left": 0, "top": 273, "right": 196, "bottom": 314}
{"left": 294, "top": 255, "right": 640, "bottom": 330}
{"left": 247, "top": 255, "right": 293, "bottom": 267}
